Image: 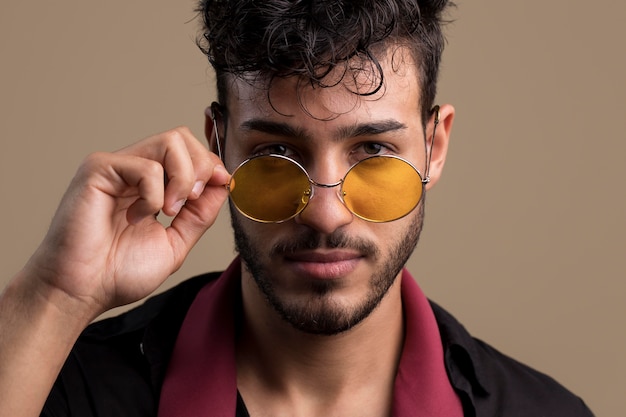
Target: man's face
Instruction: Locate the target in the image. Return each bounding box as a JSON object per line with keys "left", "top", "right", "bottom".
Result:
{"left": 221, "top": 50, "right": 433, "bottom": 335}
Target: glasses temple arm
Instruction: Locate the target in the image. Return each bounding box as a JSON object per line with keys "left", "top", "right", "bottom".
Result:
{"left": 423, "top": 105, "right": 441, "bottom": 184}
{"left": 211, "top": 103, "right": 224, "bottom": 161}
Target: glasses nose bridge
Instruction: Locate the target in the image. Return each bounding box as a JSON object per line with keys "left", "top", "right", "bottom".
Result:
{"left": 302, "top": 156, "right": 349, "bottom": 190}
{"left": 298, "top": 170, "right": 352, "bottom": 229}
{"left": 303, "top": 164, "right": 347, "bottom": 204}
{"left": 305, "top": 176, "right": 346, "bottom": 210}
{"left": 309, "top": 177, "right": 344, "bottom": 189}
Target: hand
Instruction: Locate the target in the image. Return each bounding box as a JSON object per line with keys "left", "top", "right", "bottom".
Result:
{"left": 24, "top": 126, "right": 229, "bottom": 319}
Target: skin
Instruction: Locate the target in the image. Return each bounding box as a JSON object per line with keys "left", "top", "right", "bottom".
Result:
{"left": 0, "top": 47, "right": 454, "bottom": 417}
{"left": 211, "top": 49, "right": 455, "bottom": 416}
{"left": 0, "top": 129, "right": 230, "bottom": 417}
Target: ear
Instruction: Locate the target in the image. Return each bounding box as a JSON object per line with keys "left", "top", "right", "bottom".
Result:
{"left": 204, "top": 102, "right": 224, "bottom": 155}
{"left": 424, "top": 103, "right": 454, "bottom": 190}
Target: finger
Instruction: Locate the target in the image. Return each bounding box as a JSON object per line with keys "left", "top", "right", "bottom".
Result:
{"left": 79, "top": 152, "right": 166, "bottom": 225}
{"left": 117, "top": 127, "right": 216, "bottom": 216}
{"left": 207, "top": 163, "right": 230, "bottom": 187}
{"left": 188, "top": 151, "right": 229, "bottom": 199}
{"left": 166, "top": 175, "right": 230, "bottom": 265}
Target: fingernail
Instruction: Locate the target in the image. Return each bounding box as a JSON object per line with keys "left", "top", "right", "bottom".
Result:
{"left": 172, "top": 199, "right": 186, "bottom": 214}
{"left": 192, "top": 180, "right": 205, "bottom": 196}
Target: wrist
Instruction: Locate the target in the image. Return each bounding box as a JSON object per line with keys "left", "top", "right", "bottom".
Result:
{"left": 5, "top": 267, "right": 100, "bottom": 334}
{"left": 0, "top": 270, "right": 96, "bottom": 417}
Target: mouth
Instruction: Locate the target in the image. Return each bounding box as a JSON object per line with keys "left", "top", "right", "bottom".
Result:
{"left": 283, "top": 250, "right": 365, "bottom": 280}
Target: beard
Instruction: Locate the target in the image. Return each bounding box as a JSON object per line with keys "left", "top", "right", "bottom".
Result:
{"left": 231, "top": 201, "right": 425, "bottom": 336}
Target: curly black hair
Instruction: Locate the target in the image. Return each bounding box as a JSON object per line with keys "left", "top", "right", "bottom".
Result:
{"left": 196, "top": 0, "right": 453, "bottom": 123}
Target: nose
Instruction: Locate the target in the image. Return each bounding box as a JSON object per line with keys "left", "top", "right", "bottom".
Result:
{"left": 294, "top": 167, "right": 354, "bottom": 234}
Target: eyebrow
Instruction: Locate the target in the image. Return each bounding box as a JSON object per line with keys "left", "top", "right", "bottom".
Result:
{"left": 240, "top": 119, "right": 311, "bottom": 140}
{"left": 337, "top": 120, "right": 407, "bottom": 139}
{"left": 239, "top": 119, "right": 407, "bottom": 142}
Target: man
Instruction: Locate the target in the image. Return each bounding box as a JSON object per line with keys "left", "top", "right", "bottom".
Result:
{"left": 0, "top": 1, "right": 594, "bottom": 416}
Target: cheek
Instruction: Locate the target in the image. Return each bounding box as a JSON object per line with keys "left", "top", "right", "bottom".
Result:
{"left": 378, "top": 202, "right": 425, "bottom": 246}
{"left": 232, "top": 211, "right": 284, "bottom": 254}
{"left": 372, "top": 224, "right": 408, "bottom": 251}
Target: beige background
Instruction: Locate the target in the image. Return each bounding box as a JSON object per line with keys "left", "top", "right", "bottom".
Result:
{"left": 1, "top": 1, "right": 624, "bottom": 415}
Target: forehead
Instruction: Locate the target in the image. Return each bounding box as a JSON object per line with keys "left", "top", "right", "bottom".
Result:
{"left": 225, "top": 47, "right": 422, "bottom": 126}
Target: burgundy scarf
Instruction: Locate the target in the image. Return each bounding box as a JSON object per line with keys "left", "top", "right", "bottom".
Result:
{"left": 158, "top": 259, "right": 462, "bottom": 416}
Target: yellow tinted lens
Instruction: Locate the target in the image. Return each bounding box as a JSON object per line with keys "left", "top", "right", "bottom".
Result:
{"left": 229, "top": 156, "right": 311, "bottom": 222}
{"left": 342, "top": 156, "right": 423, "bottom": 222}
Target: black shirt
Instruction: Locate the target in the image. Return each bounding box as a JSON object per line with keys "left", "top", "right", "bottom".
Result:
{"left": 42, "top": 272, "right": 594, "bottom": 416}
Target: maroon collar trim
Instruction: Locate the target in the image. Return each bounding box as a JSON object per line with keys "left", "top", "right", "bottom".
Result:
{"left": 159, "top": 260, "right": 462, "bottom": 416}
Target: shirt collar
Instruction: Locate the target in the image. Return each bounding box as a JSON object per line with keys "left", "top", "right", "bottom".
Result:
{"left": 393, "top": 269, "right": 464, "bottom": 416}
{"left": 157, "top": 259, "right": 241, "bottom": 417}
{"left": 147, "top": 260, "right": 486, "bottom": 416}
{"left": 430, "top": 301, "right": 491, "bottom": 397}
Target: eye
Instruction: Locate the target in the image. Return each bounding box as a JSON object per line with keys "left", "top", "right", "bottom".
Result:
{"left": 362, "top": 142, "right": 384, "bottom": 155}
{"left": 254, "top": 144, "right": 290, "bottom": 156}
{"left": 352, "top": 142, "right": 393, "bottom": 159}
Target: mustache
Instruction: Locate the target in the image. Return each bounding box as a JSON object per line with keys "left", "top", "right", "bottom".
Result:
{"left": 269, "top": 229, "right": 380, "bottom": 258}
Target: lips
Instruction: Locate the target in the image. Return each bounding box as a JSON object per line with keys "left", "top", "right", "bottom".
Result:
{"left": 283, "top": 250, "right": 364, "bottom": 279}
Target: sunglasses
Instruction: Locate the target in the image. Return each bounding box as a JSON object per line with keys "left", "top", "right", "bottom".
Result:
{"left": 213, "top": 106, "right": 440, "bottom": 223}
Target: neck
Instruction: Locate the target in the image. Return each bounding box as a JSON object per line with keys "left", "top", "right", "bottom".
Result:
{"left": 236, "top": 268, "right": 404, "bottom": 417}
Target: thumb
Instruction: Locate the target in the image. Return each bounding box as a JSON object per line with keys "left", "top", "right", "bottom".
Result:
{"left": 165, "top": 181, "right": 229, "bottom": 266}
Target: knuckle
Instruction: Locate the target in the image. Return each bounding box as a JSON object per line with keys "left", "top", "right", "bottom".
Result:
{"left": 162, "top": 126, "right": 192, "bottom": 146}
{"left": 81, "top": 151, "right": 106, "bottom": 166}
{"left": 78, "top": 152, "right": 109, "bottom": 173}
{"left": 173, "top": 125, "right": 192, "bottom": 136}
{"left": 143, "top": 159, "right": 165, "bottom": 178}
